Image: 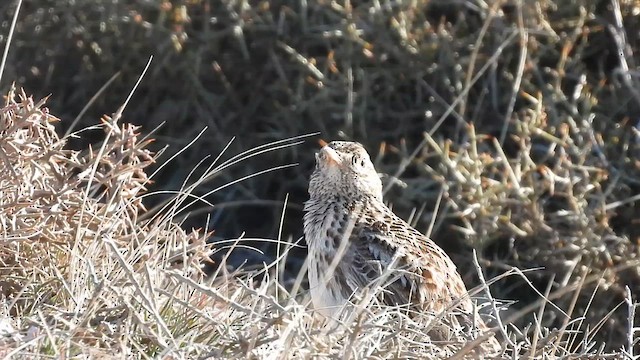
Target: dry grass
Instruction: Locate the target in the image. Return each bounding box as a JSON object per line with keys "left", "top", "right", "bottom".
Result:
{"left": 0, "top": 88, "right": 635, "bottom": 358}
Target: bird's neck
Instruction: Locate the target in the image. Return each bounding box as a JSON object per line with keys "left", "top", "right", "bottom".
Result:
{"left": 304, "top": 192, "right": 381, "bottom": 215}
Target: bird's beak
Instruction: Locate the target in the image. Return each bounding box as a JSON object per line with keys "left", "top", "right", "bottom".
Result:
{"left": 318, "top": 145, "right": 341, "bottom": 167}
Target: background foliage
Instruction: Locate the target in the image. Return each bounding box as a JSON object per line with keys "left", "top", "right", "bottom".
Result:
{"left": 2, "top": 0, "right": 640, "bottom": 355}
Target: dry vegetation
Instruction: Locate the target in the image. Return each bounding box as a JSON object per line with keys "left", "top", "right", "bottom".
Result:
{"left": 1, "top": 0, "right": 640, "bottom": 358}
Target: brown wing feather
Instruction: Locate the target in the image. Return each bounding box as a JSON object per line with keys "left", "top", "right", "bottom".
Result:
{"left": 384, "top": 211, "right": 473, "bottom": 312}
{"left": 348, "top": 210, "right": 496, "bottom": 343}
{"left": 347, "top": 229, "right": 415, "bottom": 306}
{"left": 335, "top": 207, "right": 471, "bottom": 316}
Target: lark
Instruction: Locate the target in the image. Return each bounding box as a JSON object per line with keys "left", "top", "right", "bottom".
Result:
{"left": 303, "top": 140, "right": 499, "bottom": 351}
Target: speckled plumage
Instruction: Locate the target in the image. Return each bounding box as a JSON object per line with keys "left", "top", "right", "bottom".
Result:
{"left": 303, "top": 141, "right": 499, "bottom": 352}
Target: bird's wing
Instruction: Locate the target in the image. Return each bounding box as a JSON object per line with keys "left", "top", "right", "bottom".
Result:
{"left": 344, "top": 211, "right": 473, "bottom": 314}
{"left": 341, "top": 226, "right": 415, "bottom": 306}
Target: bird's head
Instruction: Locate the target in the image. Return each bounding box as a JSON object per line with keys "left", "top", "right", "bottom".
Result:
{"left": 309, "top": 140, "right": 383, "bottom": 201}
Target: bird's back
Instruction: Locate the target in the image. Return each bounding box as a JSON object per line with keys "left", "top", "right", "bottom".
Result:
{"left": 305, "top": 195, "right": 500, "bottom": 351}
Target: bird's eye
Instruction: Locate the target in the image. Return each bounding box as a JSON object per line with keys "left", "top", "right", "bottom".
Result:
{"left": 352, "top": 155, "right": 367, "bottom": 169}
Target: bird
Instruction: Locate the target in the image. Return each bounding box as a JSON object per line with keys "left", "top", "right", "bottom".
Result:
{"left": 303, "top": 140, "right": 500, "bottom": 352}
